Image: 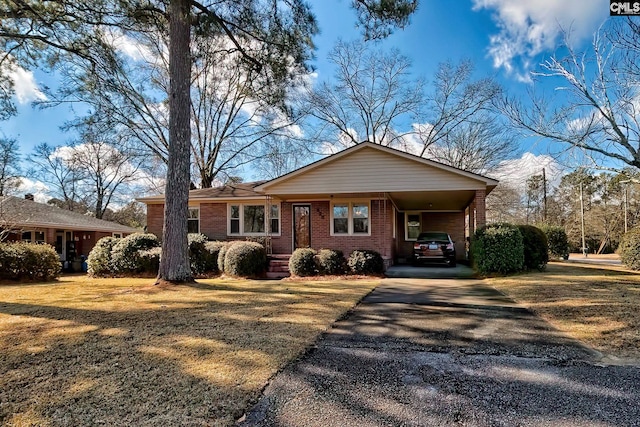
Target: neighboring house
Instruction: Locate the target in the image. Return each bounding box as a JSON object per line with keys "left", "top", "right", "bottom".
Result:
{"left": 140, "top": 142, "right": 498, "bottom": 265}
{"left": 0, "top": 195, "right": 138, "bottom": 262}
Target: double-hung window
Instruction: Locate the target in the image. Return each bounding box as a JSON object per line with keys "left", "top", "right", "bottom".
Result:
{"left": 405, "top": 212, "right": 421, "bottom": 240}
{"left": 331, "top": 201, "right": 370, "bottom": 235}
{"left": 22, "top": 231, "right": 45, "bottom": 243}
{"left": 187, "top": 207, "right": 200, "bottom": 233}
{"left": 228, "top": 203, "right": 280, "bottom": 236}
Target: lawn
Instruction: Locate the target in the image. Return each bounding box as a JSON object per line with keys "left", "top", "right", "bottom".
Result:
{"left": 0, "top": 276, "right": 379, "bottom": 426}
{"left": 486, "top": 263, "right": 640, "bottom": 362}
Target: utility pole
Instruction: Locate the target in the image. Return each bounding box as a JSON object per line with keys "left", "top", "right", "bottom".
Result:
{"left": 580, "top": 181, "right": 587, "bottom": 257}
{"left": 625, "top": 184, "right": 628, "bottom": 233}
{"left": 542, "top": 167, "right": 547, "bottom": 222}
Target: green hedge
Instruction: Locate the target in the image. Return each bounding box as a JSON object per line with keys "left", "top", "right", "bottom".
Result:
{"left": 87, "top": 236, "right": 120, "bottom": 277}
{"left": 223, "top": 241, "right": 266, "bottom": 277}
{"left": 540, "top": 225, "right": 569, "bottom": 259}
{"left": 472, "top": 223, "right": 524, "bottom": 274}
{"left": 110, "top": 233, "right": 160, "bottom": 274}
{"left": 518, "top": 225, "right": 549, "bottom": 271}
{"left": 289, "top": 248, "right": 318, "bottom": 277}
{"left": 188, "top": 233, "right": 210, "bottom": 275}
{"left": 203, "top": 241, "right": 226, "bottom": 274}
{"left": 0, "top": 242, "right": 61, "bottom": 281}
{"left": 347, "top": 249, "right": 384, "bottom": 275}
{"left": 619, "top": 228, "right": 640, "bottom": 270}
{"left": 317, "top": 249, "right": 346, "bottom": 275}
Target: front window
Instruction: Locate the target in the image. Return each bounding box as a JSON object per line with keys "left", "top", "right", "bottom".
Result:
{"left": 228, "top": 203, "right": 280, "bottom": 236}
{"left": 331, "top": 201, "right": 371, "bottom": 236}
{"left": 333, "top": 204, "right": 349, "bottom": 234}
{"left": 188, "top": 207, "right": 200, "bottom": 233}
{"left": 244, "top": 205, "right": 265, "bottom": 233}
{"left": 406, "top": 213, "right": 421, "bottom": 240}
{"left": 21, "top": 231, "right": 45, "bottom": 243}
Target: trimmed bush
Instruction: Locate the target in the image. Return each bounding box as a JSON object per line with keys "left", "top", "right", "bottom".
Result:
{"left": 541, "top": 225, "right": 569, "bottom": 259}
{"left": 347, "top": 249, "right": 384, "bottom": 275}
{"left": 223, "top": 241, "right": 266, "bottom": 277}
{"left": 138, "top": 247, "right": 161, "bottom": 274}
{"left": 471, "top": 223, "right": 524, "bottom": 274}
{"left": 188, "top": 233, "right": 210, "bottom": 275}
{"left": 87, "top": 236, "right": 120, "bottom": 276}
{"left": 619, "top": 228, "right": 640, "bottom": 270}
{"left": 203, "top": 241, "right": 226, "bottom": 274}
{"left": 110, "top": 233, "right": 160, "bottom": 274}
{"left": 217, "top": 241, "right": 236, "bottom": 273}
{"left": 0, "top": 242, "right": 61, "bottom": 281}
{"left": 317, "top": 249, "right": 346, "bottom": 275}
{"left": 517, "top": 225, "right": 549, "bottom": 271}
{"left": 289, "top": 248, "right": 318, "bottom": 277}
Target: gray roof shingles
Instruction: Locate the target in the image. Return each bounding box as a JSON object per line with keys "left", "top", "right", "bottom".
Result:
{"left": 0, "top": 196, "right": 139, "bottom": 233}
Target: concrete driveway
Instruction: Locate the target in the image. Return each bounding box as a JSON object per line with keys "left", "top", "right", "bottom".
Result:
{"left": 385, "top": 263, "right": 475, "bottom": 279}
{"left": 238, "top": 277, "right": 640, "bottom": 426}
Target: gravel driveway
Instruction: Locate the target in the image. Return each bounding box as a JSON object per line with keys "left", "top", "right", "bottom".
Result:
{"left": 238, "top": 277, "right": 640, "bottom": 426}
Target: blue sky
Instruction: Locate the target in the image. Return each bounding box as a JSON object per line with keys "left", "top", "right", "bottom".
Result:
{"left": 1, "top": 0, "right": 611, "bottom": 195}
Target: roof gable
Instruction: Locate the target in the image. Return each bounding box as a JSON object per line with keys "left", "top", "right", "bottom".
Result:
{"left": 255, "top": 143, "right": 498, "bottom": 195}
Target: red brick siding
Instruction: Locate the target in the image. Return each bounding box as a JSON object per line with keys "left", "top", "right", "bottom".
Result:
{"left": 474, "top": 189, "right": 486, "bottom": 229}
{"left": 146, "top": 204, "right": 164, "bottom": 238}
{"left": 396, "top": 211, "right": 466, "bottom": 261}
{"left": 145, "top": 199, "right": 396, "bottom": 257}
{"left": 199, "top": 203, "right": 227, "bottom": 240}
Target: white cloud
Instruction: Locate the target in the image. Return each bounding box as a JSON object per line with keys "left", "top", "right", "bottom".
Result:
{"left": 16, "top": 178, "right": 50, "bottom": 203}
{"left": 472, "top": 0, "right": 605, "bottom": 78}
{"left": 0, "top": 56, "right": 46, "bottom": 104}
{"left": 492, "top": 152, "right": 564, "bottom": 191}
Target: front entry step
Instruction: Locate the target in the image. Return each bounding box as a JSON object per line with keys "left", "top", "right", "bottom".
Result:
{"left": 267, "top": 255, "right": 291, "bottom": 279}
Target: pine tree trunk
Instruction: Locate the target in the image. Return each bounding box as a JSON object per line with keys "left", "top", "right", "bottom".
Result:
{"left": 157, "top": 0, "right": 193, "bottom": 283}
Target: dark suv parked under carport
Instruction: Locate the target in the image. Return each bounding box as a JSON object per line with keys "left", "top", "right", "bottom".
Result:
{"left": 412, "top": 231, "right": 456, "bottom": 267}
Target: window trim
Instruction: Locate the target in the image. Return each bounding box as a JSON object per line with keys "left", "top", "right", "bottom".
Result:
{"left": 21, "top": 230, "right": 46, "bottom": 244}
{"left": 112, "top": 232, "right": 123, "bottom": 238}
{"left": 330, "top": 200, "right": 371, "bottom": 236}
{"left": 188, "top": 206, "right": 200, "bottom": 234}
{"left": 227, "top": 202, "right": 281, "bottom": 237}
{"left": 405, "top": 211, "right": 422, "bottom": 241}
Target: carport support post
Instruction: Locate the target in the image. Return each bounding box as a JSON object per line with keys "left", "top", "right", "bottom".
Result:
{"left": 468, "top": 190, "right": 486, "bottom": 264}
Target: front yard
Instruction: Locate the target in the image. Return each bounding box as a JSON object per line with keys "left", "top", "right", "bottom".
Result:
{"left": 0, "top": 276, "right": 378, "bottom": 426}
{"left": 486, "top": 263, "right": 640, "bottom": 362}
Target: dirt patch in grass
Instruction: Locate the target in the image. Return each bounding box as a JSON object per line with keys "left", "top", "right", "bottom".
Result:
{"left": 0, "top": 276, "right": 378, "bottom": 426}
{"left": 486, "top": 263, "right": 640, "bottom": 361}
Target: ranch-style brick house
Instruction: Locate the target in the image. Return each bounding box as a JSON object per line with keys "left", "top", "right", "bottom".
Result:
{"left": 140, "top": 142, "right": 498, "bottom": 266}
{"left": 0, "top": 195, "right": 138, "bottom": 263}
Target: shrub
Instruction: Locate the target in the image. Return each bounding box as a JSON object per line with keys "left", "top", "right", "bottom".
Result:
{"left": 0, "top": 242, "right": 61, "bottom": 281}
{"left": 347, "top": 249, "right": 384, "bottom": 275}
{"left": 138, "top": 247, "right": 161, "bottom": 274}
{"left": 289, "top": 248, "right": 318, "bottom": 277}
{"left": 619, "top": 228, "right": 640, "bottom": 270}
{"left": 540, "top": 225, "right": 569, "bottom": 259}
{"left": 223, "top": 241, "right": 266, "bottom": 277}
{"left": 471, "top": 223, "right": 524, "bottom": 275}
{"left": 203, "top": 241, "right": 226, "bottom": 274}
{"left": 217, "top": 241, "right": 236, "bottom": 273}
{"left": 188, "top": 233, "right": 210, "bottom": 275}
{"left": 110, "top": 233, "right": 160, "bottom": 274}
{"left": 87, "top": 236, "right": 120, "bottom": 276}
{"left": 517, "top": 225, "right": 549, "bottom": 271}
{"left": 317, "top": 249, "right": 346, "bottom": 275}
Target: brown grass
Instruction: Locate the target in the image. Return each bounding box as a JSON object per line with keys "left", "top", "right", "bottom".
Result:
{"left": 0, "top": 276, "right": 379, "bottom": 426}
{"left": 486, "top": 263, "right": 640, "bottom": 361}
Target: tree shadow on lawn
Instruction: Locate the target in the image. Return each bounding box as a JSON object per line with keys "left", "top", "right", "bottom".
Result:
{"left": 0, "top": 282, "right": 367, "bottom": 426}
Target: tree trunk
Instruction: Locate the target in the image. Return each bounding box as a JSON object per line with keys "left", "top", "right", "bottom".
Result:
{"left": 157, "top": 0, "right": 193, "bottom": 283}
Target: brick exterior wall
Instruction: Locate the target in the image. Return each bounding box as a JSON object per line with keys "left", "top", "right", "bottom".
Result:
{"left": 474, "top": 189, "right": 486, "bottom": 229}
{"left": 396, "top": 211, "right": 466, "bottom": 261}
{"left": 146, "top": 203, "right": 164, "bottom": 238}
{"left": 146, "top": 199, "right": 396, "bottom": 259}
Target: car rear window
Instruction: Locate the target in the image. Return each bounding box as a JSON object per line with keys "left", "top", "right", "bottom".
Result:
{"left": 417, "top": 232, "right": 449, "bottom": 241}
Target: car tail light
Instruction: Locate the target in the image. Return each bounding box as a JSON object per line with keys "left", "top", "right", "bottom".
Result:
{"left": 413, "top": 243, "right": 421, "bottom": 250}
{"left": 446, "top": 243, "right": 454, "bottom": 250}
